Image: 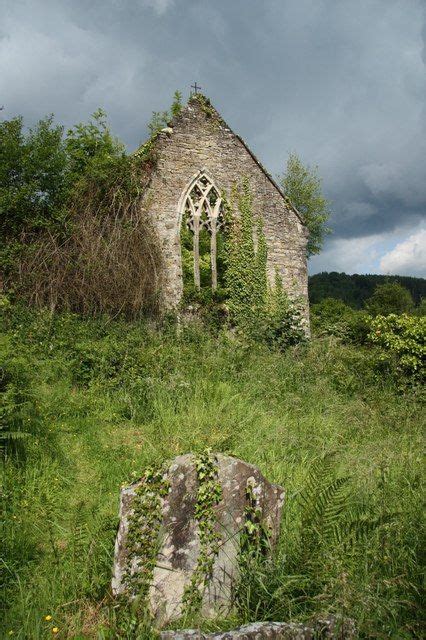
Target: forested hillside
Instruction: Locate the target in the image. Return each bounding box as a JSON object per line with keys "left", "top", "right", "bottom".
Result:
{"left": 309, "top": 272, "right": 426, "bottom": 307}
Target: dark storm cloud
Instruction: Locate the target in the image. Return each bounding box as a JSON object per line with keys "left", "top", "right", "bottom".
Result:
{"left": 1, "top": 0, "right": 425, "bottom": 273}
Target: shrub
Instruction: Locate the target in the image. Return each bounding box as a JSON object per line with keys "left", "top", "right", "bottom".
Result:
{"left": 310, "top": 298, "right": 370, "bottom": 345}
{"left": 2, "top": 109, "right": 164, "bottom": 318}
{"left": 365, "top": 282, "right": 414, "bottom": 316}
{"left": 0, "top": 115, "right": 67, "bottom": 240}
{"left": 262, "top": 271, "right": 307, "bottom": 349}
{"left": 11, "top": 155, "right": 162, "bottom": 317}
{"left": 368, "top": 314, "right": 425, "bottom": 383}
{"left": 4, "top": 128, "right": 162, "bottom": 317}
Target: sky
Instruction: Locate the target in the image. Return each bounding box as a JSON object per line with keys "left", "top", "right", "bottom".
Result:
{"left": 1, "top": 0, "right": 425, "bottom": 277}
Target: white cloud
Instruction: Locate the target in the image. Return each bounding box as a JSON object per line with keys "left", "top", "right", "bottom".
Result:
{"left": 310, "top": 222, "right": 426, "bottom": 276}
{"left": 379, "top": 228, "right": 426, "bottom": 276}
{"left": 309, "top": 234, "right": 383, "bottom": 274}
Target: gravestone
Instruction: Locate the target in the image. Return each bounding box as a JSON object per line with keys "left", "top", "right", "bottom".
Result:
{"left": 112, "top": 452, "right": 284, "bottom": 626}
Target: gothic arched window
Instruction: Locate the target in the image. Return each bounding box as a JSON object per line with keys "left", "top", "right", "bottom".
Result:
{"left": 180, "top": 173, "right": 225, "bottom": 291}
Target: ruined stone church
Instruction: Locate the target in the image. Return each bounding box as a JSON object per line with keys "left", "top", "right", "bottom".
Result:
{"left": 136, "top": 94, "right": 309, "bottom": 321}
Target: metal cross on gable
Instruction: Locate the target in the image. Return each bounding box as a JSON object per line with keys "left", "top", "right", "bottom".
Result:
{"left": 191, "top": 82, "right": 201, "bottom": 94}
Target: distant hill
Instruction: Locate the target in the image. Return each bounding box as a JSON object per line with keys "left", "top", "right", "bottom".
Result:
{"left": 308, "top": 272, "right": 426, "bottom": 308}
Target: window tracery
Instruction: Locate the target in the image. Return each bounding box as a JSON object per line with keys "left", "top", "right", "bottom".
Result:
{"left": 182, "top": 173, "right": 225, "bottom": 290}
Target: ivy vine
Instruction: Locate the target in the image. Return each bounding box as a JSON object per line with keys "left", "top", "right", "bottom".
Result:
{"left": 239, "top": 478, "right": 271, "bottom": 564}
{"left": 124, "top": 466, "right": 169, "bottom": 602}
{"left": 182, "top": 449, "right": 223, "bottom": 615}
{"left": 225, "top": 179, "right": 268, "bottom": 334}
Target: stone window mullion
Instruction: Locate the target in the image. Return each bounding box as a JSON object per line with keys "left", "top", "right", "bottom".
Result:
{"left": 182, "top": 173, "right": 224, "bottom": 292}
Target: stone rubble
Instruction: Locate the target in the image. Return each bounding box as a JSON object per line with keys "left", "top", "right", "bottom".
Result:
{"left": 160, "top": 617, "right": 356, "bottom": 639}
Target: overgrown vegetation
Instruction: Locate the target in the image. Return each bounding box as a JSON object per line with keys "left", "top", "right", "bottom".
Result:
{"left": 368, "top": 313, "right": 425, "bottom": 384}
{"left": 2, "top": 94, "right": 424, "bottom": 639}
{"left": 225, "top": 182, "right": 305, "bottom": 346}
{"left": 1, "top": 107, "right": 166, "bottom": 317}
{"left": 310, "top": 292, "right": 425, "bottom": 389}
{"left": 147, "top": 90, "right": 183, "bottom": 136}
{"left": 179, "top": 179, "right": 305, "bottom": 346}
{"left": 2, "top": 300, "right": 424, "bottom": 638}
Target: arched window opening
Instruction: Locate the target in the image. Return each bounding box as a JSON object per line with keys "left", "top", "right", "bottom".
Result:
{"left": 180, "top": 173, "right": 226, "bottom": 293}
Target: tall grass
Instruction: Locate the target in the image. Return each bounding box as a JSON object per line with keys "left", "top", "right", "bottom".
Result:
{"left": 1, "top": 305, "right": 424, "bottom": 638}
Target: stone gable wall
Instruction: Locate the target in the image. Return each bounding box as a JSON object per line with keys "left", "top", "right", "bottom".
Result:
{"left": 140, "top": 99, "right": 309, "bottom": 323}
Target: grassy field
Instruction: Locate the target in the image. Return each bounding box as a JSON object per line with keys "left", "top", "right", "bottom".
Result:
{"left": 2, "top": 306, "right": 424, "bottom": 638}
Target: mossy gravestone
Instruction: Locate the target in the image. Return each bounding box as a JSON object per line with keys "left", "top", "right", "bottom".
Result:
{"left": 112, "top": 452, "right": 284, "bottom": 626}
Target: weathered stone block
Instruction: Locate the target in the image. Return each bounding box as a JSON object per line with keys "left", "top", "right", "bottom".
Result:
{"left": 112, "top": 452, "right": 284, "bottom": 626}
{"left": 160, "top": 617, "right": 356, "bottom": 639}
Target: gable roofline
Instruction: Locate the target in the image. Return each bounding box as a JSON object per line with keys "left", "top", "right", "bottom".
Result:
{"left": 133, "top": 94, "right": 306, "bottom": 228}
{"left": 184, "top": 94, "right": 306, "bottom": 227}
{"left": 233, "top": 131, "right": 305, "bottom": 227}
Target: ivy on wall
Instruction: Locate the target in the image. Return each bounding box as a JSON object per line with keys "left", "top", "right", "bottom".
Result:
{"left": 225, "top": 179, "right": 268, "bottom": 334}
{"left": 180, "top": 177, "right": 305, "bottom": 347}
{"left": 225, "top": 180, "right": 305, "bottom": 346}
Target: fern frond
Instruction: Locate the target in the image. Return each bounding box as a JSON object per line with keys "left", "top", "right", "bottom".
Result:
{"left": 70, "top": 501, "right": 89, "bottom": 563}
{"left": 0, "top": 430, "right": 31, "bottom": 440}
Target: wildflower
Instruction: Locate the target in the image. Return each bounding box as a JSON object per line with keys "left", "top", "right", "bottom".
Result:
{"left": 52, "top": 628, "right": 59, "bottom": 634}
{"left": 45, "top": 615, "right": 52, "bottom": 621}
{"left": 8, "top": 631, "right": 14, "bottom": 636}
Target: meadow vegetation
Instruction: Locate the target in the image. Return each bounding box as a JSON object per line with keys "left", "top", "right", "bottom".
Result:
{"left": 2, "top": 300, "right": 424, "bottom": 638}
{"left": 1, "top": 97, "right": 425, "bottom": 639}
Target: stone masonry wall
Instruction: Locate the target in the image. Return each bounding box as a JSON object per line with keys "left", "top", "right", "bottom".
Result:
{"left": 139, "top": 97, "right": 309, "bottom": 323}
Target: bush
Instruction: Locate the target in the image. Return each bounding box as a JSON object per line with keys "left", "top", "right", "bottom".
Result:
{"left": 262, "top": 271, "right": 307, "bottom": 349}
{"left": 368, "top": 314, "right": 425, "bottom": 384}
{"left": 365, "top": 282, "right": 414, "bottom": 316}
{"left": 0, "top": 115, "right": 67, "bottom": 240}
{"left": 1, "top": 109, "right": 163, "bottom": 318}
{"left": 310, "top": 298, "right": 370, "bottom": 345}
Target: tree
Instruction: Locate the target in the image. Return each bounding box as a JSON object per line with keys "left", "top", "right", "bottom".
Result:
{"left": 364, "top": 282, "right": 414, "bottom": 316}
{"left": 65, "top": 108, "right": 125, "bottom": 185}
{"left": 0, "top": 115, "right": 67, "bottom": 238}
{"left": 280, "top": 152, "right": 331, "bottom": 257}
